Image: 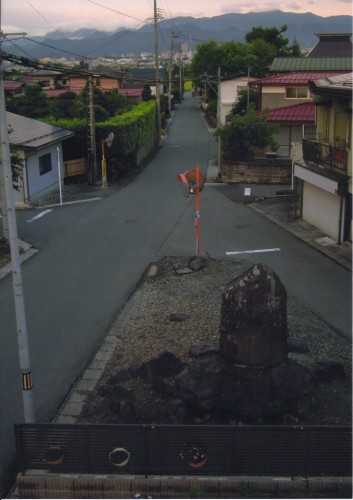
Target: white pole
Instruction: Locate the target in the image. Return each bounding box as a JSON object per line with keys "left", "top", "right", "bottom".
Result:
{"left": 0, "top": 71, "right": 35, "bottom": 423}
{"left": 57, "top": 147, "right": 63, "bottom": 206}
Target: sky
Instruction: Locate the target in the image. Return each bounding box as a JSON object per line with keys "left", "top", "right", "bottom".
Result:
{"left": 2, "top": 0, "right": 352, "bottom": 36}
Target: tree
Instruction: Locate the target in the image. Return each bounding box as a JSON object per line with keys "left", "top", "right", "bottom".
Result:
{"left": 216, "top": 108, "right": 278, "bottom": 161}
{"left": 7, "top": 84, "right": 50, "bottom": 118}
{"left": 142, "top": 84, "right": 152, "bottom": 101}
{"left": 230, "top": 87, "right": 259, "bottom": 117}
{"left": 191, "top": 40, "right": 222, "bottom": 81}
{"left": 245, "top": 25, "right": 290, "bottom": 55}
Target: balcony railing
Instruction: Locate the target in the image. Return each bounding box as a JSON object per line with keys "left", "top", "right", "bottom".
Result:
{"left": 302, "top": 138, "right": 348, "bottom": 175}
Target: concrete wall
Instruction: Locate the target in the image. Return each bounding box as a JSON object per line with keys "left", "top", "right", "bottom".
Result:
{"left": 221, "top": 159, "right": 292, "bottom": 184}
{"left": 15, "top": 473, "right": 352, "bottom": 499}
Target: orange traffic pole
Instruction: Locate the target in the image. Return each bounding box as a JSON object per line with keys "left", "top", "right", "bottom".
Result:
{"left": 195, "top": 165, "right": 201, "bottom": 256}
{"left": 101, "top": 140, "right": 107, "bottom": 188}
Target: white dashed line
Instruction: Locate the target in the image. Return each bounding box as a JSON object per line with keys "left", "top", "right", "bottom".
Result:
{"left": 226, "top": 248, "right": 281, "bottom": 255}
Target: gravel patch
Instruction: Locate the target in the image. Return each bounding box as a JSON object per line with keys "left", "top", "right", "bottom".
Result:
{"left": 80, "top": 257, "right": 352, "bottom": 426}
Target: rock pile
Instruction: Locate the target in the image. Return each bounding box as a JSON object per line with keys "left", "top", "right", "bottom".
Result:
{"left": 108, "top": 263, "right": 345, "bottom": 424}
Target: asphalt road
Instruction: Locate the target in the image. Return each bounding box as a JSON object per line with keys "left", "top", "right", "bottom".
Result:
{"left": 0, "top": 92, "right": 351, "bottom": 494}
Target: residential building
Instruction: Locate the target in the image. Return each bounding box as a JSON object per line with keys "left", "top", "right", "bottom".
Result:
{"left": 270, "top": 33, "right": 352, "bottom": 73}
{"left": 249, "top": 71, "right": 346, "bottom": 156}
{"left": 293, "top": 73, "right": 352, "bottom": 243}
{"left": 6, "top": 112, "right": 74, "bottom": 206}
{"left": 219, "top": 75, "right": 258, "bottom": 125}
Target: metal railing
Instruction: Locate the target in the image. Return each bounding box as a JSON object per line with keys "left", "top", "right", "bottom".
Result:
{"left": 302, "top": 138, "right": 348, "bottom": 174}
{"left": 15, "top": 423, "right": 352, "bottom": 477}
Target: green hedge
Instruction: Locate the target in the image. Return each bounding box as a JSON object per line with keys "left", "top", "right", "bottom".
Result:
{"left": 44, "top": 100, "right": 157, "bottom": 164}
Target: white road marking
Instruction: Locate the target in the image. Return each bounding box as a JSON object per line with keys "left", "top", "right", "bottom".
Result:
{"left": 27, "top": 209, "right": 52, "bottom": 223}
{"left": 244, "top": 187, "right": 251, "bottom": 196}
{"left": 226, "top": 248, "right": 281, "bottom": 255}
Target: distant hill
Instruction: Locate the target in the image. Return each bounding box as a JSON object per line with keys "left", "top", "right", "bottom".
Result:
{"left": 3, "top": 10, "right": 352, "bottom": 60}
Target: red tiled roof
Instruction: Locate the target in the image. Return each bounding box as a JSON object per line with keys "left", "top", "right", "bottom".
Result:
{"left": 118, "top": 88, "right": 143, "bottom": 97}
{"left": 267, "top": 102, "right": 315, "bottom": 123}
{"left": 250, "top": 71, "right": 347, "bottom": 86}
{"left": 43, "top": 88, "right": 81, "bottom": 97}
{"left": 4, "top": 81, "right": 25, "bottom": 91}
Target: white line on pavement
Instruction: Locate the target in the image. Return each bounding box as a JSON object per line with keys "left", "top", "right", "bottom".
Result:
{"left": 27, "top": 209, "right": 52, "bottom": 223}
{"left": 226, "top": 248, "right": 281, "bottom": 255}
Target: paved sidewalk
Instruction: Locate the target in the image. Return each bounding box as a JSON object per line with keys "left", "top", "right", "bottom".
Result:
{"left": 250, "top": 195, "right": 352, "bottom": 271}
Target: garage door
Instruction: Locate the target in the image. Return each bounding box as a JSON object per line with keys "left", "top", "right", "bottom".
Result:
{"left": 303, "top": 182, "right": 341, "bottom": 241}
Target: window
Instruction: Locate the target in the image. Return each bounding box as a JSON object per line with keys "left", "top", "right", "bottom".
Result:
{"left": 39, "top": 153, "right": 52, "bottom": 175}
{"left": 285, "top": 87, "right": 309, "bottom": 99}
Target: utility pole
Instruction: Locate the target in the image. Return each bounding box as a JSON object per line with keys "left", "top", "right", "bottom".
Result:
{"left": 217, "top": 67, "right": 221, "bottom": 176}
{"left": 167, "top": 34, "right": 174, "bottom": 114}
{"left": 0, "top": 10, "right": 35, "bottom": 422}
{"left": 153, "top": 0, "right": 161, "bottom": 144}
{"left": 87, "top": 75, "right": 97, "bottom": 184}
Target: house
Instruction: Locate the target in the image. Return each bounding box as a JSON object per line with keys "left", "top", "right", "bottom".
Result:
{"left": 293, "top": 73, "right": 352, "bottom": 243}
{"left": 219, "top": 75, "right": 258, "bottom": 124}
{"left": 270, "top": 33, "right": 353, "bottom": 73}
{"left": 249, "top": 71, "right": 346, "bottom": 156}
{"left": 123, "top": 68, "right": 166, "bottom": 97}
{"left": 118, "top": 88, "right": 143, "bottom": 103}
{"left": 24, "top": 71, "right": 122, "bottom": 93}
{"left": 4, "top": 81, "right": 26, "bottom": 96}
{"left": 7, "top": 112, "right": 75, "bottom": 206}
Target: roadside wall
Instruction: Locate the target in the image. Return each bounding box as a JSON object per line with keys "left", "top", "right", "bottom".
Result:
{"left": 15, "top": 473, "right": 352, "bottom": 499}
{"left": 221, "top": 159, "right": 292, "bottom": 184}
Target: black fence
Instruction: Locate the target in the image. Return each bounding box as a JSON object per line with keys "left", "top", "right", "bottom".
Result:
{"left": 15, "top": 423, "right": 352, "bottom": 478}
{"left": 302, "top": 139, "right": 348, "bottom": 173}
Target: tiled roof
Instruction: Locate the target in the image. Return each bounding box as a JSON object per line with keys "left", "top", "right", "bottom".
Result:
{"left": 7, "top": 112, "right": 74, "bottom": 150}
{"left": 308, "top": 72, "right": 353, "bottom": 96}
{"left": 4, "top": 81, "right": 26, "bottom": 91}
{"left": 308, "top": 34, "right": 352, "bottom": 58}
{"left": 267, "top": 103, "right": 315, "bottom": 124}
{"left": 250, "top": 71, "right": 346, "bottom": 86}
{"left": 270, "top": 57, "right": 352, "bottom": 72}
{"left": 118, "top": 88, "right": 143, "bottom": 97}
{"left": 43, "top": 88, "right": 81, "bottom": 97}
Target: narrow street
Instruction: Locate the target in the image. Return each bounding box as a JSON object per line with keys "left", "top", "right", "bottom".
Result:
{"left": 0, "top": 92, "right": 351, "bottom": 494}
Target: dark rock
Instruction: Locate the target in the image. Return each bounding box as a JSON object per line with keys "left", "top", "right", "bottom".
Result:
{"left": 187, "top": 256, "right": 208, "bottom": 271}
{"left": 219, "top": 263, "right": 288, "bottom": 366}
{"left": 154, "top": 376, "right": 176, "bottom": 396}
{"left": 174, "top": 356, "right": 227, "bottom": 410}
{"left": 309, "top": 361, "right": 347, "bottom": 381}
{"left": 173, "top": 357, "right": 315, "bottom": 420}
{"left": 188, "top": 343, "right": 219, "bottom": 358}
{"left": 169, "top": 313, "right": 187, "bottom": 322}
{"left": 287, "top": 340, "right": 309, "bottom": 354}
{"left": 137, "top": 351, "right": 184, "bottom": 382}
{"left": 158, "top": 399, "right": 186, "bottom": 424}
{"left": 119, "top": 399, "right": 137, "bottom": 423}
{"left": 111, "top": 386, "right": 134, "bottom": 412}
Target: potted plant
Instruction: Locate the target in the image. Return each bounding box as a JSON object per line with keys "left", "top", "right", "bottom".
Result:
{"left": 44, "top": 445, "right": 65, "bottom": 465}
{"left": 109, "top": 447, "right": 130, "bottom": 467}
{"left": 179, "top": 445, "right": 207, "bottom": 469}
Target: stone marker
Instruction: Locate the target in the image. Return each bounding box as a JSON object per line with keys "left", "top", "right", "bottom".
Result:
{"left": 219, "top": 263, "right": 287, "bottom": 366}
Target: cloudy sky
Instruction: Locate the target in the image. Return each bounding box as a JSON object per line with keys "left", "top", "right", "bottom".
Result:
{"left": 2, "top": 0, "right": 352, "bottom": 36}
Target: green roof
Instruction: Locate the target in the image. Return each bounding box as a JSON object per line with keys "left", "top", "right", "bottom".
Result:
{"left": 270, "top": 57, "right": 352, "bottom": 72}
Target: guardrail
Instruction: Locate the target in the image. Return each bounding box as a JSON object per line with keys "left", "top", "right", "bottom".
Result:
{"left": 15, "top": 423, "right": 352, "bottom": 477}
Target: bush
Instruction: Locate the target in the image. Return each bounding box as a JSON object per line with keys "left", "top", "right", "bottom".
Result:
{"left": 216, "top": 109, "right": 278, "bottom": 161}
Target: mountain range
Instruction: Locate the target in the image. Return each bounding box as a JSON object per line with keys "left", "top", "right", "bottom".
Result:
{"left": 4, "top": 10, "right": 352, "bottom": 60}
